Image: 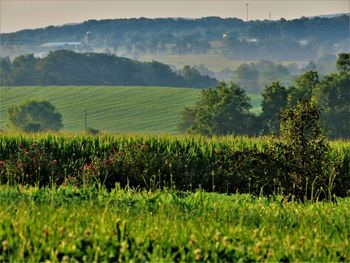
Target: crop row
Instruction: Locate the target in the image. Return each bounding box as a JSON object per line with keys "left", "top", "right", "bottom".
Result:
{"left": 0, "top": 133, "right": 349, "bottom": 197}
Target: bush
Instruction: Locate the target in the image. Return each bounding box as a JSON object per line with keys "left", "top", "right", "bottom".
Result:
{"left": 279, "top": 99, "right": 333, "bottom": 200}
{"left": 7, "top": 100, "right": 63, "bottom": 132}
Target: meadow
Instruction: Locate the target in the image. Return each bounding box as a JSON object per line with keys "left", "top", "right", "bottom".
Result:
{"left": 0, "top": 86, "right": 262, "bottom": 133}
{"left": 0, "top": 185, "right": 349, "bottom": 262}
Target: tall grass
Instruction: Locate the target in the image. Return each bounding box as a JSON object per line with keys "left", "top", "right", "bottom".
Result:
{"left": 0, "top": 185, "right": 349, "bottom": 262}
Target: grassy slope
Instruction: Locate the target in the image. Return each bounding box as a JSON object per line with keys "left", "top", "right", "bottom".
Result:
{"left": 0, "top": 86, "right": 261, "bottom": 133}
{"left": 0, "top": 186, "right": 349, "bottom": 262}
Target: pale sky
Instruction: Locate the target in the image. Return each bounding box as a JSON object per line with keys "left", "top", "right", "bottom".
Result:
{"left": 1, "top": 0, "right": 349, "bottom": 33}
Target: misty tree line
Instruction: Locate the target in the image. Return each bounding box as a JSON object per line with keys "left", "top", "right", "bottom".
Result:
{"left": 1, "top": 15, "right": 348, "bottom": 61}
{"left": 0, "top": 50, "right": 217, "bottom": 88}
{"left": 180, "top": 53, "right": 350, "bottom": 139}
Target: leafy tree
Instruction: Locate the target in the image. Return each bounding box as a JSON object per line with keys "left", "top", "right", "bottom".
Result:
{"left": 9, "top": 54, "right": 38, "bottom": 85}
{"left": 315, "top": 71, "right": 350, "bottom": 138}
{"left": 336, "top": 53, "right": 350, "bottom": 73}
{"left": 8, "top": 100, "right": 63, "bottom": 132}
{"left": 180, "top": 65, "right": 217, "bottom": 88}
{"left": 280, "top": 99, "right": 331, "bottom": 200}
{"left": 233, "top": 63, "right": 260, "bottom": 93}
{"left": 180, "top": 82, "right": 253, "bottom": 136}
{"left": 1, "top": 51, "right": 216, "bottom": 88}
{"left": 260, "top": 81, "right": 288, "bottom": 135}
{"left": 0, "top": 57, "right": 12, "bottom": 85}
{"left": 288, "top": 71, "right": 319, "bottom": 106}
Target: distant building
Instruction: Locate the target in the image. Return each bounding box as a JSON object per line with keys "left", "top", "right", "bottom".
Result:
{"left": 40, "top": 42, "right": 82, "bottom": 52}
{"left": 40, "top": 42, "right": 81, "bottom": 48}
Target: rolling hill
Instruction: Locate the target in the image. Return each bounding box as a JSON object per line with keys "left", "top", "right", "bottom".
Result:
{"left": 0, "top": 86, "right": 261, "bottom": 133}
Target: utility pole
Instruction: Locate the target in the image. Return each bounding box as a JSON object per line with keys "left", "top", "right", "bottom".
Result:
{"left": 84, "top": 109, "right": 87, "bottom": 132}
{"left": 246, "top": 3, "right": 249, "bottom": 22}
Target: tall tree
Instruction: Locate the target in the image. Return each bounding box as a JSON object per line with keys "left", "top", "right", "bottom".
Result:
{"left": 180, "top": 82, "right": 253, "bottom": 136}
{"left": 315, "top": 72, "right": 350, "bottom": 138}
{"left": 260, "top": 82, "right": 288, "bottom": 135}
{"left": 288, "top": 71, "right": 319, "bottom": 106}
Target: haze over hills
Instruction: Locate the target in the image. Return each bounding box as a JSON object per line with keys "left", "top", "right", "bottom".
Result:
{"left": 1, "top": 15, "right": 349, "bottom": 63}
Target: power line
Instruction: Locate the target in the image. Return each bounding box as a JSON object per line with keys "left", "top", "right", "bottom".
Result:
{"left": 246, "top": 3, "right": 249, "bottom": 22}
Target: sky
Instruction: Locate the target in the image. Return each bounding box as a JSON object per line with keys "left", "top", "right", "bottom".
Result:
{"left": 1, "top": 0, "right": 349, "bottom": 33}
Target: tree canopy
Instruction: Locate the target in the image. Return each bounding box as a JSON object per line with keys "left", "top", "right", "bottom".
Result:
{"left": 181, "top": 53, "right": 350, "bottom": 138}
{"left": 2, "top": 15, "right": 349, "bottom": 61}
{"left": 8, "top": 100, "right": 63, "bottom": 132}
{"left": 180, "top": 82, "right": 254, "bottom": 136}
{"left": 1, "top": 50, "right": 217, "bottom": 88}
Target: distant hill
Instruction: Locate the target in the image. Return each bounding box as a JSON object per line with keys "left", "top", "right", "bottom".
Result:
{"left": 308, "top": 13, "right": 350, "bottom": 19}
{"left": 1, "top": 15, "right": 349, "bottom": 61}
{"left": 0, "top": 50, "right": 217, "bottom": 88}
{"left": 0, "top": 86, "right": 262, "bottom": 133}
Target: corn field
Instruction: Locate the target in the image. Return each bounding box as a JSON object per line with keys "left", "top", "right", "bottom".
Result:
{"left": 0, "top": 133, "right": 349, "bottom": 198}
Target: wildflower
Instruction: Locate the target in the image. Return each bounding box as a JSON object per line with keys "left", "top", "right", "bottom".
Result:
{"left": 214, "top": 231, "right": 221, "bottom": 241}
{"left": 194, "top": 248, "right": 202, "bottom": 261}
{"left": 117, "top": 151, "right": 125, "bottom": 158}
{"left": 254, "top": 242, "right": 262, "bottom": 254}
{"left": 2, "top": 240, "right": 9, "bottom": 251}
{"left": 189, "top": 234, "right": 196, "bottom": 245}
{"left": 44, "top": 225, "right": 50, "bottom": 239}
{"left": 120, "top": 241, "right": 129, "bottom": 253}
{"left": 223, "top": 236, "right": 230, "bottom": 247}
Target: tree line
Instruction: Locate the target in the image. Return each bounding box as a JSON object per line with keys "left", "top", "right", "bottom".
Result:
{"left": 0, "top": 50, "right": 217, "bottom": 88}
{"left": 181, "top": 53, "right": 350, "bottom": 139}
{"left": 1, "top": 15, "right": 349, "bottom": 61}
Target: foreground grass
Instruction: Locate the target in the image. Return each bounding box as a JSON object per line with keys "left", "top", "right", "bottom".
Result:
{"left": 0, "top": 86, "right": 262, "bottom": 133}
{"left": 0, "top": 186, "right": 349, "bottom": 262}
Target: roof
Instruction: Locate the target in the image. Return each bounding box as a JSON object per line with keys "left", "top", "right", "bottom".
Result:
{"left": 40, "top": 42, "right": 81, "bottom": 47}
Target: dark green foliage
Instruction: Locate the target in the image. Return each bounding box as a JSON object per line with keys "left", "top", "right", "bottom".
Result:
{"left": 287, "top": 71, "right": 319, "bottom": 107}
{"left": 280, "top": 100, "right": 332, "bottom": 200}
{"left": 1, "top": 51, "right": 217, "bottom": 88}
{"left": 86, "top": 127, "right": 100, "bottom": 136}
{"left": 0, "top": 57, "right": 12, "bottom": 85}
{"left": 260, "top": 82, "right": 288, "bottom": 135}
{"left": 180, "top": 65, "right": 217, "bottom": 88}
{"left": 0, "top": 134, "right": 348, "bottom": 198}
{"left": 315, "top": 72, "right": 350, "bottom": 138}
{"left": 181, "top": 82, "right": 254, "bottom": 136}
{"left": 336, "top": 53, "right": 350, "bottom": 73}
{"left": 7, "top": 100, "right": 63, "bottom": 132}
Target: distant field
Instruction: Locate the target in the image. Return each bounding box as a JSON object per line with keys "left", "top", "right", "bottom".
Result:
{"left": 139, "top": 54, "right": 307, "bottom": 72}
{"left": 0, "top": 86, "right": 261, "bottom": 133}
{"left": 139, "top": 54, "right": 252, "bottom": 72}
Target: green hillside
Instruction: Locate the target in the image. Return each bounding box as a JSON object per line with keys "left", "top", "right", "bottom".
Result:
{"left": 0, "top": 86, "right": 261, "bottom": 133}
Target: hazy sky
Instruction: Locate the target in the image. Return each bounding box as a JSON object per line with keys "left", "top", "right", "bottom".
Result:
{"left": 1, "top": 0, "right": 349, "bottom": 33}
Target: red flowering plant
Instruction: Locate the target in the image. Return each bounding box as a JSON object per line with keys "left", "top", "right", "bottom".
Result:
{"left": 1, "top": 143, "right": 62, "bottom": 186}
{"left": 81, "top": 147, "right": 127, "bottom": 189}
